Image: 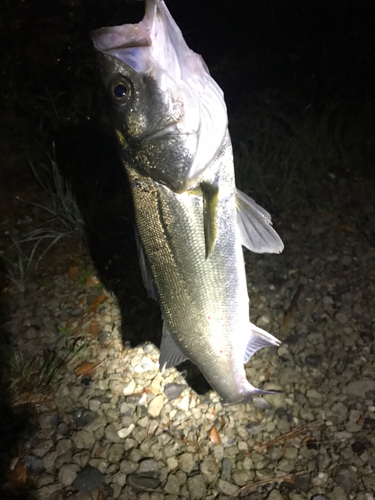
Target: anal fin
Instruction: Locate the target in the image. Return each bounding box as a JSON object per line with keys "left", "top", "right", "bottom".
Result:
{"left": 244, "top": 323, "right": 281, "bottom": 365}
{"left": 236, "top": 189, "right": 284, "bottom": 254}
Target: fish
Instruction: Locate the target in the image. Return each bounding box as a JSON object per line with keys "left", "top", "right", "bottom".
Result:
{"left": 92, "top": 0, "right": 284, "bottom": 405}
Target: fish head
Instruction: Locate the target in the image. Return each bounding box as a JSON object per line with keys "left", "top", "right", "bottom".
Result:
{"left": 92, "top": 0, "right": 228, "bottom": 193}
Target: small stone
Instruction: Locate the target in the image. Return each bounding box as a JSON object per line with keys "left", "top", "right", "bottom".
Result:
{"left": 336, "top": 312, "right": 348, "bottom": 323}
{"left": 244, "top": 422, "right": 262, "bottom": 436}
{"left": 72, "top": 451, "right": 91, "bottom": 467}
{"left": 232, "top": 469, "right": 253, "bottom": 486}
{"left": 178, "top": 452, "right": 195, "bottom": 473}
{"left": 306, "top": 388, "right": 324, "bottom": 407}
{"left": 187, "top": 474, "right": 206, "bottom": 499}
{"left": 123, "top": 379, "right": 136, "bottom": 395}
{"left": 108, "top": 443, "right": 124, "bottom": 463}
{"left": 148, "top": 395, "right": 164, "bottom": 417}
{"left": 305, "top": 354, "right": 322, "bottom": 367}
{"left": 56, "top": 439, "right": 72, "bottom": 456}
{"left": 134, "top": 357, "right": 156, "bottom": 372}
{"left": 24, "top": 455, "right": 45, "bottom": 474}
{"left": 128, "top": 475, "right": 160, "bottom": 492}
{"left": 38, "top": 412, "right": 61, "bottom": 429}
{"left": 167, "top": 457, "right": 178, "bottom": 470}
{"left": 164, "top": 474, "right": 180, "bottom": 494}
{"left": 330, "top": 486, "right": 348, "bottom": 500}
{"left": 105, "top": 423, "right": 123, "bottom": 443}
{"left": 362, "top": 473, "right": 375, "bottom": 491}
{"left": 32, "top": 440, "right": 53, "bottom": 458}
{"left": 138, "top": 458, "right": 159, "bottom": 476}
{"left": 347, "top": 379, "right": 375, "bottom": 398}
{"left": 200, "top": 459, "right": 218, "bottom": 482}
{"left": 72, "top": 430, "right": 95, "bottom": 450}
{"left": 74, "top": 466, "right": 105, "bottom": 492}
{"left": 221, "top": 458, "right": 232, "bottom": 480}
{"left": 177, "top": 396, "right": 190, "bottom": 412}
{"left": 334, "top": 466, "right": 359, "bottom": 491}
{"left": 58, "top": 464, "right": 79, "bottom": 486}
{"left": 164, "top": 383, "right": 187, "bottom": 400}
{"left": 252, "top": 397, "right": 272, "bottom": 410}
{"left": 267, "top": 491, "right": 284, "bottom": 500}
{"left": 294, "top": 474, "right": 310, "bottom": 492}
{"left": 217, "top": 479, "right": 237, "bottom": 495}
{"left": 120, "top": 461, "right": 138, "bottom": 474}
{"left": 267, "top": 445, "right": 283, "bottom": 461}
{"left": 57, "top": 422, "right": 69, "bottom": 435}
{"left": 118, "top": 424, "right": 135, "bottom": 438}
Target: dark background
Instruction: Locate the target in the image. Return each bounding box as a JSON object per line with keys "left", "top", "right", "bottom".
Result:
{"left": 0, "top": 1, "right": 374, "bottom": 496}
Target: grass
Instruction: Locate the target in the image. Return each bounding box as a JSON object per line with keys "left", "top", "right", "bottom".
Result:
{"left": 231, "top": 89, "right": 375, "bottom": 216}
{"left": 1, "top": 336, "right": 88, "bottom": 397}
{"left": 1, "top": 151, "right": 85, "bottom": 292}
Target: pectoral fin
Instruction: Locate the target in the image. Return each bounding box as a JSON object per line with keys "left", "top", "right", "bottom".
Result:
{"left": 201, "top": 182, "right": 219, "bottom": 259}
{"left": 243, "top": 323, "right": 281, "bottom": 364}
{"left": 236, "top": 189, "right": 284, "bottom": 254}
{"left": 159, "top": 320, "right": 187, "bottom": 370}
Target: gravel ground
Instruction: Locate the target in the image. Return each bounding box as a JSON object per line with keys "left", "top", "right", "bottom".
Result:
{"left": 1, "top": 188, "right": 375, "bottom": 500}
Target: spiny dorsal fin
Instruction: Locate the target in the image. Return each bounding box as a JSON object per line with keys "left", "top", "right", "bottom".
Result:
{"left": 243, "top": 323, "right": 281, "bottom": 365}
{"left": 201, "top": 181, "right": 219, "bottom": 259}
{"left": 236, "top": 189, "right": 284, "bottom": 254}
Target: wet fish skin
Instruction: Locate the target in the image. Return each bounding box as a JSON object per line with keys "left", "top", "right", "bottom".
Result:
{"left": 92, "top": 0, "right": 283, "bottom": 404}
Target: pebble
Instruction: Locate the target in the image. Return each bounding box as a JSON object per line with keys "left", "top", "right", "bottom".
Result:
{"left": 74, "top": 465, "right": 105, "bottom": 492}
{"left": 3, "top": 197, "right": 375, "bottom": 500}
{"left": 164, "top": 383, "right": 187, "bottom": 400}
{"left": 127, "top": 475, "right": 160, "bottom": 492}
{"left": 58, "top": 464, "right": 80, "bottom": 486}
{"left": 217, "top": 479, "right": 238, "bottom": 495}
{"left": 148, "top": 395, "right": 164, "bottom": 417}
{"left": 164, "top": 474, "right": 180, "bottom": 494}
{"left": 178, "top": 452, "right": 195, "bottom": 473}
{"left": 187, "top": 474, "right": 206, "bottom": 499}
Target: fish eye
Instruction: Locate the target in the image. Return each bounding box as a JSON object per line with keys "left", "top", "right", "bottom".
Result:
{"left": 110, "top": 78, "right": 131, "bottom": 101}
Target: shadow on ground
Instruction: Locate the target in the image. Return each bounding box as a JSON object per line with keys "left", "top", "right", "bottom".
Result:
{"left": 56, "top": 123, "right": 212, "bottom": 394}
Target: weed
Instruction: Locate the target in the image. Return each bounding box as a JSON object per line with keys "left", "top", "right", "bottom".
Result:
{"left": 28, "top": 148, "right": 85, "bottom": 238}
{"left": 231, "top": 90, "right": 366, "bottom": 215}
{"left": 58, "top": 325, "right": 72, "bottom": 335}
{"left": 0, "top": 231, "right": 42, "bottom": 292}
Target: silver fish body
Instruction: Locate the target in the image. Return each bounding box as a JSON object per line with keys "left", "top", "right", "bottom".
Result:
{"left": 92, "top": 0, "right": 284, "bottom": 404}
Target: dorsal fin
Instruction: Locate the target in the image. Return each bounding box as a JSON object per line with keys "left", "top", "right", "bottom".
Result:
{"left": 236, "top": 189, "right": 284, "bottom": 254}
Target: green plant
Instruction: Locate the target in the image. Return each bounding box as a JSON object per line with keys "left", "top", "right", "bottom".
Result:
{"left": 0, "top": 231, "right": 42, "bottom": 292}
{"left": 231, "top": 90, "right": 347, "bottom": 215}
{"left": 28, "top": 149, "right": 85, "bottom": 238}
{"left": 1, "top": 348, "right": 65, "bottom": 392}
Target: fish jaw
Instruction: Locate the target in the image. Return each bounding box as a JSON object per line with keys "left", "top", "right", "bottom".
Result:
{"left": 92, "top": 0, "right": 228, "bottom": 192}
